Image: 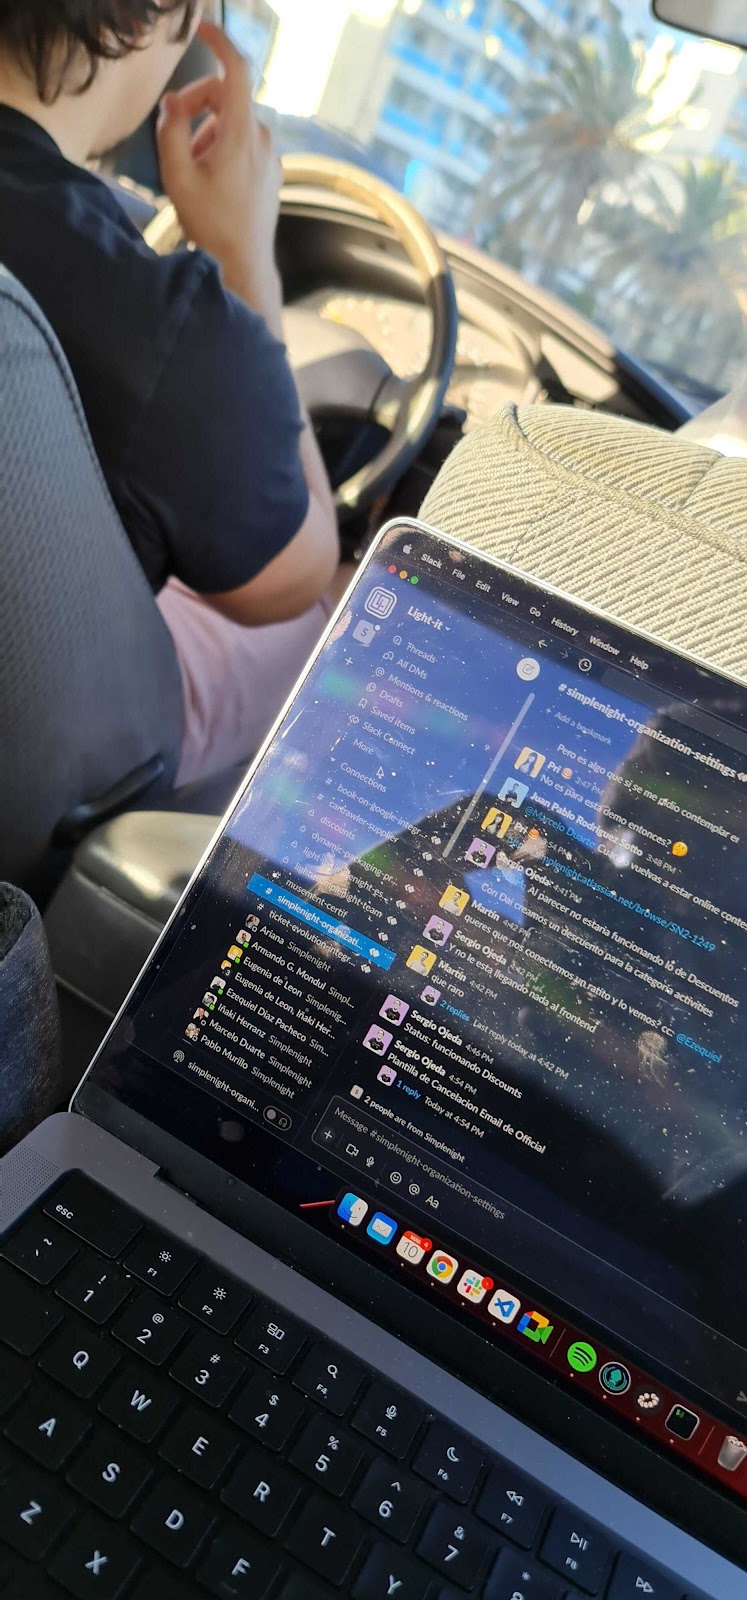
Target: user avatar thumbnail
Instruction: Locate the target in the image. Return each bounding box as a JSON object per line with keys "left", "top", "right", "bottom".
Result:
{"left": 363, "top": 1025, "right": 393, "bottom": 1056}
{"left": 236, "top": 928, "right": 253, "bottom": 948}
{"left": 498, "top": 778, "right": 529, "bottom": 809}
{"left": 439, "top": 884, "right": 469, "bottom": 916}
{"left": 380, "top": 995, "right": 410, "bottom": 1026}
{"left": 210, "top": 976, "right": 226, "bottom": 993}
{"left": 423, "top": 915, "right": 453, "bottom": 948}
{"left": 421, "top": 985, "right": 441, "bottom": 1006}
{"left": 377, "top": 1064, "right": 397, "bottom": 1087}
{"left": 227, "top": 944, "right": 243, "bottom": 963}
{"left": 515, "top": 746, "right": 545, "bottom": 778}
{"left": 482, "top": 808, "right": 512, "bottom": 839}
{"left": 202, "top": 991, "right": 217, "bottom": 1011}
{"left": 192, "top": 1007, "right": 209, "bottom": 1024}
{"left": 220, "top": 960, "right": 233, "bottom": 975}
{"left": 184, "top": 1022, "right": 200, "bottom": 1042}
{"left": 465, "top": 838, "right": 495, "bottom": 868}
{"left": 407, "top": 945, "right": 437, "bottom": 975}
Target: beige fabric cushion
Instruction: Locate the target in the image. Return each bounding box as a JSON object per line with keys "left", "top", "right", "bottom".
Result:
{"left": 419, "top": 404, "right": 747, "bottom": 681}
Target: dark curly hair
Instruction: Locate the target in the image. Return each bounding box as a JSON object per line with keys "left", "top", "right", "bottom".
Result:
{"left": 0, "top": 0, "right": 200, "bottom": 102}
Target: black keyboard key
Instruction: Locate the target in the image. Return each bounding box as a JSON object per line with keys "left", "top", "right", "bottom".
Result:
{"left": 160, "top": 1407, "right": 239, "bottom": 1490}
{"left": 293, "top": 1344, "right": 365, "bottom": 1416}
{"left": 353, "top": 1458, "right": 427, "bottom": 1543}
{"left": 285, "top": 1493, "right": 364, "bottom": 1585}
{"left": 130, "top": 1475, "right": 215, "bottom": 1567}
{"left": 412, "top": 1422, "right": 483, "bottom": 1504}
{"left": 130, "top": 1568, "right": 198, "bottom": 1600}
{"left": 67, "top": 1427, "right": 153, "bottom": 1518}
{"left": 417, "top": 1503, "right": 492, "bottom": 1589}
{"left": 353, "top": 1544, "right": 431, "bottom": 1599}
{"left": 278, "top": 1576, "right": 331, "bottom": 1600}
{"left": 485, "top": 1550, "right": 561, "bottom": 1599}
{"left": 124, "top": 1229, "right": 198, "bottom": 1297}
{"left": 49, "top": 1512, "right": 142, "bottom": 1598}
{"left": 56, "top": 1252, "right": 133, "bottom": 1325}
{"left": 44, "top": 1178, "right": 141, "bottom": 1258}
{"left": 221, "top": 1447, "right": 300, "bottom": 1537}
{"left": 289, "top": 1415, "right": 363, "bottom": 1496}
{"left": 0, "top": 1262, "right": 63, "bottom": 1355}
{"left": 196, "top": 1525, "right": 276, "bottom": 1597}
{"left": 235, "top": 1304, "right": 306, "bottom": 1373}
{"left": 39, "top": 1320, "right": 120, "bottom": 1399}
{"left": 170, "top": 1332, "right": 245, "bottom": 1408}
{"left": 180, "top": 1267, "right": 252, "bottom": 1336}
{"left": 113, "top": 1293, "right": 188, "bottom": 1365}
{"left": 352, "top": 1381, "right": 424, "bottom": 1459}
{"left": 2, "top": 1218, "right": 78, "bottom": 1285}
{"left": 0, "top": 1349, "right": 31, "bottom": 1418}
{"left": 99, "top": 1363, "right": 178, "bottom": 1444}
{"left": 4, "top": 1383, "right": 89, "bottom": 1470}
{"left": 476, "top": 1465, "right": 547, "bottom": 1549}
{"left": 0, "top": 1461, "right": 74, "bottom": 1559}
{"left": 541, "top": 1509, "right": 612, "bottom": 1594}
{"left": 229, "top": 1373, "right": 306, "bottom": 1451}
{"left": 608, "top": 1554, "right": 683, "bottom": 1600}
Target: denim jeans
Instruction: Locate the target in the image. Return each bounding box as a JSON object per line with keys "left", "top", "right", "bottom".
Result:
{"left": 0, "top": 882, "right": 62, "bottom": 1151}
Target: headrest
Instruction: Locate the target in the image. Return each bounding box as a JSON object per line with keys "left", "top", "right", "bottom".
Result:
{"left": 420, "top": 404, "right": 747, "bottom": 681}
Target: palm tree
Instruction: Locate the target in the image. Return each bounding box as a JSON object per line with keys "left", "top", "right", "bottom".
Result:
{"left": 469, "top": 0, "right": 678, "bottom": 283}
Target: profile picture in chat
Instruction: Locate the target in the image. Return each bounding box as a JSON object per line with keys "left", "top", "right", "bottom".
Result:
{"left": 423, "top": 915, "right": 453, "bottom": 948}
{"left": 421, "top": 985, "right": 441, "bottom": 1006}
{"left": 202, "top": 991, "right": 217, "bottom": 1011}
{"left": 220, "top": 960, "right": 233, "bottom": 975}
{"left": 515, "top": 746, "right": 545, "bottom": 779}
{"left": 407, "top": 944, "right": 437, "bottom": 975}
{"left": 498, "top": 777, "right": 529, "bottom": 809}
{"left": 227, "top": 944, "right": 243, "bottom": 963}
{"left": 210, "top": 976, "right": 226, "bottom": 993}
{"left": 192, "top": 1007, "right": 208, "bottom": 1024}
{"left": 236, "top": 929, "right": 253, "bottom": 948}
{"left": 363, "top": 1025, "right": 393, "bottom": 1056}
{"left": 184, "top": 1022, "right": 200, "bottom": 1042}
{"left": 482, "top": 807, "right": 512, "bottom": 839}
{"left": 465, "top": 838, "right": 495, "bottom": 868}
{"left": 380, "top": 995, "right": 410, "bottom": 1026}
{"left": 439, "top": 884, "right": 469, "bottom": 916}
{"left": 377, "top": 1064, "right": 397, "bottom": 1087}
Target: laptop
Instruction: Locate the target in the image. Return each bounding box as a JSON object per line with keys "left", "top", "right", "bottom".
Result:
{"left": 1, "top": 516, "right": 745, "bottom": 1600}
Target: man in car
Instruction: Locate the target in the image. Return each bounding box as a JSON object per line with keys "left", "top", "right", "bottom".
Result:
{"left": 0, "top": 1, "right": 340, "bottom": 783}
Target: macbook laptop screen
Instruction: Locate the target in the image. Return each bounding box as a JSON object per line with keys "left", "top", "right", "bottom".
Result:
{"left": 80, "top": 521, "right": 747, "bottom": 1512}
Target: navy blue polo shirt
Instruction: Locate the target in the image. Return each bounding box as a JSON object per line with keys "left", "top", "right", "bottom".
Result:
{"left": 0, "top": 105, "right": 309, "bottom": 594}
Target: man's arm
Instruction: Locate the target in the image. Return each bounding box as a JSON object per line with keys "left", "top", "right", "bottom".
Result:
{"left": 156, "top": 19, "right": 338, "bottom": 625}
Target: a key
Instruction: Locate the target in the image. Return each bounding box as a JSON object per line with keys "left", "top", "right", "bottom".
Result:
{"left": 44, "top": 1177, "right": 141, "bottom": 1257}
{"left": 4, "top": 1382, "right": 89, "bottom": 1470}
{"left": 476, "top": 1464, "right": 547, "bottom": 1549}
{"left": 352, "top": 1380, "right": 424, "bottom": 1459}
{"left": 229, "top": 1372, "right": 306, "bottom": 1451}
{"left": 2, "top": 1217, "right": 78, "bottom": 1285}
{"left": 179, "top": 1265, "right": 252, "bottom": 1336}
{"left": 541, "top": 1508, "right": 612, "bottom": 1594}
{"left": 49, "top": 1512, "right": 142, "bottom": 1598}
{"left": 99, "top": 1363, "right": 178, "bottom": 1444}
{"left": 130, "top": 1474, "right": 215, "bottom": 1567}
{"left": 56, "top": 1251, "right": 133, "bottom": 1325}
{"left": 112, "top": 1292, "right": 188, "bottom": 1365}
{"left": 196, "top": 1525, "right": 276, "bottom": 1597}
{"left": 0, "top": 1262, "right": 63, "bottom": 1355}
{"left": 169, "top": 1330, "right": 244, "bottom": 1407}
{"left": 39, "top": 1319, "right": 120, "bottom": 1399}
{"left": 67, "top": 1426, "right": 153, "bottom": 1518}
{"left": 0, "top": 1461, "right": 74, "bottom": 1560}
{"left": 159, "top": 1406, "right": 239, "bottom": 1490}
{"left": 353, "top": 1544, "right": 432, "bottom": 1599}
{"left": 353, "top": 1458, "right": 427, "bottom": 1543}
{"left": 289, "top": 1415, "right": 363, "bottom": 1496}
{"left": 484, "top": 1548, "right": 561, "bottom": 1600}
{"left": 221, "top": 1447, "right": 301, "bottom": 1537}
{"left": 293, "top": 1343, "right": 365, "bottom": 1416}
{"left": 235, "top": 1303, "right": 306, "bottom": 1373}
{"left": 285, "top": 1493, "right": 365, "bottom": 1585}
{"left": 608, "top": 1553, "right": 684, "bottom": 1600}
{"left": 123, "top": 1228, "right": 198, "bottom": 1296}
{"left": 417, "top": 1502, "right": 492, "bottom": 1589}
{"left": 0, "top": 1349, "right": 31, "bottom": 1418}
{"left": 412, "top": 1422, "right": 484, "bottom": 1503}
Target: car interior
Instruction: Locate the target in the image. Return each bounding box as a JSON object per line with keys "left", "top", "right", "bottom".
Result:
{"left": 2, "top": 0, "right": 747, "bottom": 1101}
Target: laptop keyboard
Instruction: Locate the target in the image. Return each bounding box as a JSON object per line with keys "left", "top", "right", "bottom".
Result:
{"left": 0, "top": 1175, "right": 695, "bottom": 1599}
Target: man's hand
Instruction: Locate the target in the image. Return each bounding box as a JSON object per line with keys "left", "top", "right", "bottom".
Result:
{"left": 156, "top": 18, "right": 282, "bottom": 330}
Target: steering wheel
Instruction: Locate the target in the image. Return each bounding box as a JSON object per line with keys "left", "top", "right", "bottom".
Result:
{"left": 144, "top": 155, "right": 459, "bottom": 522}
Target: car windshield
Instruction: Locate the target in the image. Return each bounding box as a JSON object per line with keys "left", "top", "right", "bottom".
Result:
{"left": 226, "top": 0, "right": 747, "bottom": 398}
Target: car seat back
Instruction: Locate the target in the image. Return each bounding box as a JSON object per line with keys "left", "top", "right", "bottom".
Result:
{"left": 0, "top": 268, "right": 183, "bottom": 904}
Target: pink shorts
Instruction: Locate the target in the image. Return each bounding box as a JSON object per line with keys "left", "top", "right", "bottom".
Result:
{"left": 157, "top": 578, "right": 331, "bottom": 787}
